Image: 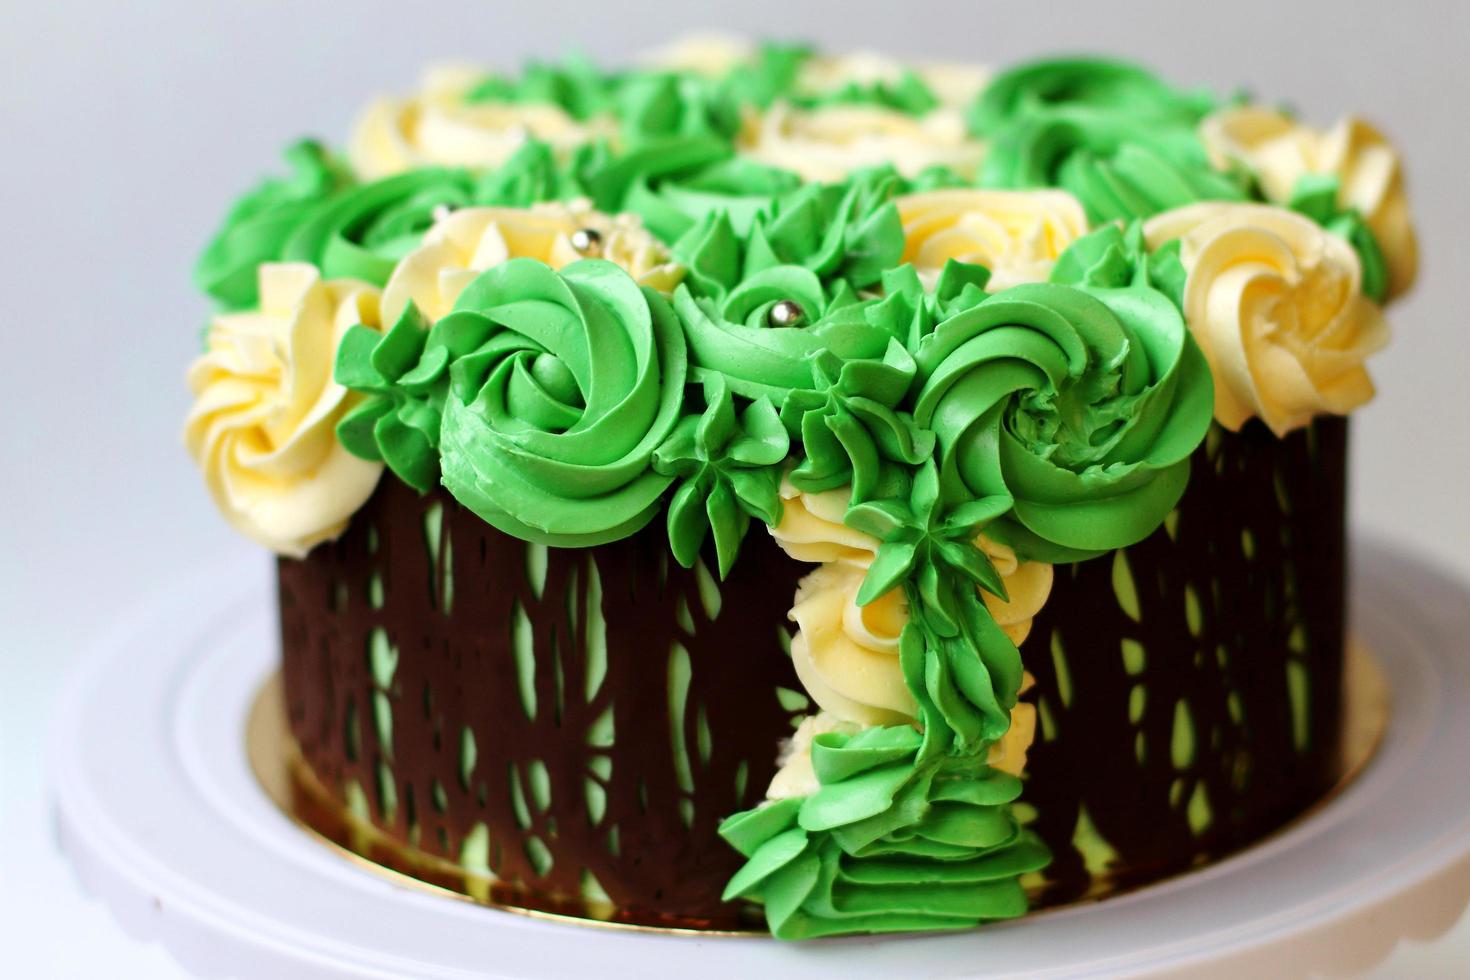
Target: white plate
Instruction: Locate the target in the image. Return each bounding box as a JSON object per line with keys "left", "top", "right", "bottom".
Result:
{"left": 50, "top": 540, "right": 1470, "bottom": 979}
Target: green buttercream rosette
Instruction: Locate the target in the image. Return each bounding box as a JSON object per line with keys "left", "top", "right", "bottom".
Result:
{"left": 624, "top": 157, "right": 801, "bottom": 243}
{"left": 671, "top": 166, "right": 908, "bottom": 298}
{"left": 673, "top": 264, "right": 889, "bottom": 407}
{"left": 971, "top": 58, "right": 1246, "bottom": 223}
{"left": 436, "top": 257, "right": 687, "bottom": 547}
{"left": 911, "top": 279, "right": 1215, "bottom": 564}
{"left": 194, "top": 140, "right": 351, "bottom": 309}
{"left": 719, "top": 725, "right": 1049, "bottom": 939}
{"left": 285, "top": 141, "right": 597, "bottom": 287}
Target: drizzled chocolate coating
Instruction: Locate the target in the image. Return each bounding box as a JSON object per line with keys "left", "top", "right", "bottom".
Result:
{"left": 279, "top": 418, "right": 1348, "bottom": 929}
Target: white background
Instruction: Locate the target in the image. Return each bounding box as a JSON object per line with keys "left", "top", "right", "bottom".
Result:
{"left": 2, "top": 1, "right": 1467, "bottom": 975}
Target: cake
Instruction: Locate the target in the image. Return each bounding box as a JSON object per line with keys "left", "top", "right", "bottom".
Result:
{"left": 185, "top": 38, "right": 1416, "bottom": 939}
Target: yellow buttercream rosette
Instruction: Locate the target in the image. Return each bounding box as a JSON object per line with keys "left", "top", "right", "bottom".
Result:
{"left": 1144, "top": 202, "right": 1389, "bottom": 437}
{"left": 896, "top": 188, "right": 1090, "bottom": 291}
{"left": 185, "top": 264, "right": 384, "bottom": 557}
{"left": 1200, "top": 105, "right": 1417, "bottom": 300}
{"left": 349, "top": 65, "right": 617, "bottom": 180}
{"left": 380, "top": 201, "right": 684, "bottom": 324}
{"left": 736, "top": 102, "right": 987, "bottom": 183}
{"left": 792, "top": 51, "right": 990, "bottom": 110}
{"left": 770, "top": 479, "right": 1053, "bottom": 729}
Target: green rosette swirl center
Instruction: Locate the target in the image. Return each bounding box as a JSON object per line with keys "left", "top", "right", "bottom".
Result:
{"left": 438, "top": 257, "right": 687, "bottom": 546}
{"left": 913, "top": 281, "right": 1214, "bottom": 563}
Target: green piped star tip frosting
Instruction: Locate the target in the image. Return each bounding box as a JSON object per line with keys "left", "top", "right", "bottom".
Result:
{"left": 185, "top": 36, "right": 1416, "bottom": 940}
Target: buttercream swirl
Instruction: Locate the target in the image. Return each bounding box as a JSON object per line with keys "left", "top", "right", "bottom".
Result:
{"left": 673, "top": 264, "right": 890, "bottom": 407}
{"left": 972, "top": 57, "right": 1243, "bottom": 223}
{"left": 737, "top": 102, "right": 987, "bottom": 183}
{"left": 896, "top": 188, "right": 1090, "bottom": 291}
{"left": 381, "top": 201, "right": 683, "bottom": 325}
{"left": 719, "top": 726, "right": 1050, "bottom": 938}
{"left": 436, "top": 258, "right": 687, "bottom": 546}
{"left": 793, "top": 51, "right": 989, "bottom": 112}
{"left": 195, "top": 141, "right": 351, "bottom": 309}
{"left": 349, "top": 65, "right": 618, "bottom": 180}
{"left": 912, "top": 280, "right": 1215, "bottom": 562}
{"left": 185, "top": 264, "right": 383, "bottom": 556}
{"left": 1143, "top": 202, "right": 1389, "bottom": 436}
{"left": 1199, "top": 105, "right": 1418, "bottom": 300}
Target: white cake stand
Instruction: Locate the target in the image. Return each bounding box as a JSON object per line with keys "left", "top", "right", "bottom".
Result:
{"left": 50, "top": 540, "right": 1470, "bottom": 979}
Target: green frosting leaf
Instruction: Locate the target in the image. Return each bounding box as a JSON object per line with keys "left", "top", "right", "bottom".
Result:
{"left": 437, "top": 258, "right": 687, "bottom": 546}
{"left": 1049, "top": 221, "right": 1188, "bottom": 310}
{"left": 719, "top": 725, "right": 1049, "bottom": 939}
{"left": 195, "top": 140, "right": 351, "bottom": 309}
{"left": 781, "top": 342, "right": 935, "bottom": 506}
{"left": 911, "top": 280, "right": 1214, "bottom": 564}
{"left": 652, "top": 374, "right": 789, "bottom": 577}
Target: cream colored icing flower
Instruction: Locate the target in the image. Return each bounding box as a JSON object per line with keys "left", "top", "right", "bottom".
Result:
{"left": 348, "top": 65, "right": 618, "bottom": 180}
{"left": 185, "top": 264, "right": 384, "bottom": 557}
{"left": 896, "top": 188, "right": 1090, "bottom": 290}
{"left": 1144, "top": 202, "right": 1390, "bottom": 436}
{"left": 768, "top": 689, "right": 1035, "bottom": 800}
{"left": 794, "top": 51, "right": 990, "bottom": 110}
{"left": 767, "top": 477, "right": 880, "bottom": 565}
{"left": 736, "top": 102, "right": 987, "bottom": 183}
{"left": 380, "top": 200, "right": 684, "bottom": 324}
{"left": 772, "top": 480, "right": 1054, "bottom": 728}
{"left": 1200, "top": 106, "right": 1417, "bottom": 300}
{"left": 639, "top": 33, "right": 755, "bottom": 77}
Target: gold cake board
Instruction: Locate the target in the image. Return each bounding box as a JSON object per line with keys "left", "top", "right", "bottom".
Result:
{"left": 247, "top": 641, "right": 1388, "bottom": 937}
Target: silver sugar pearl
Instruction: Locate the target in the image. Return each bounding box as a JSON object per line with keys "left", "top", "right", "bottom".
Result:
{"left": 570, "top": 227, "right": 604, "bottom": 256}
{"left": 767, "top": 299, "right": 806, "bottom": 328}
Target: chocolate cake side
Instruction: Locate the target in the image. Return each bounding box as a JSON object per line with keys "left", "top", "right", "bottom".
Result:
{"left": 279, "top": 418, "right": 1348, "bottom": 927}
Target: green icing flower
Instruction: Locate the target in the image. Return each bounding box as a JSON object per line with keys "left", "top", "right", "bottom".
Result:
{"left": 781, "top": 343, "right": 935, "bottom": 505}
{"left": 673, "top": 263, "right": 889, "bottom": 406}
{"left": 437, "top": 257, "right": 687, "bottom": 547}
{"left": 969, "top": 57, "right": 1217, "bottom": 135}
{"left": 195, "top": 140, "right": 351, "bottom": 309}
{"left": 463, "top": 53, "right": 617, "bottom": 121}
{"left": 719, "top": 726, "right": 1049, "bottom": 939}
{"left": 282, "top": 168, "right": 477, "bottom": 286}
{"left": 1048, "top": 221, "right": 1188, "bottom": 308}
{"left": 791, "top": 69, "right": 940, "bottom": 116}
{"left": 335, "top": 301, "right": 485, "bottom": 494}
{"left": 625, "top": 157, "right": 801, "bottom": 243}
{"left": 971, "top": 58, "right": 1246, "bottom": 223}
{"left": 672, "top": 166, "right": 908, "bottom": 298}
{"left": 850, "top": 461, "right": 1020, "bottom": 746}
{"left": 911, "top": 280, "right": 1215, "bottom": 564}
{"left": 652, "top": 375, "right": 789, "bottom": 577}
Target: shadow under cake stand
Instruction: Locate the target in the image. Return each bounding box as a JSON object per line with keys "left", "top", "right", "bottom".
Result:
{"left": 50, "top": 540, "right": 1470, "bottom": 978}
